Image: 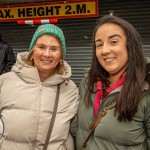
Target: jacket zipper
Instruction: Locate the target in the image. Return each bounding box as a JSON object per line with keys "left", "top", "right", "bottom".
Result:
{"left": 33, "top": 83, "right": 43, "bottom": 150}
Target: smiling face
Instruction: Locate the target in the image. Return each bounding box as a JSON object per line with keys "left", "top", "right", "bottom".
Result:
{"left": 32, "top": 34, "right": 62, "bottom": 80}
{"left": 95, "top": 23, "right": 128, "bottom": 83}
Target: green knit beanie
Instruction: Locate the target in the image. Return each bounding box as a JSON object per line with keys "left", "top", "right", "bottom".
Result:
{"left": 29, "top": 24, "right": 66, "bottom": 58}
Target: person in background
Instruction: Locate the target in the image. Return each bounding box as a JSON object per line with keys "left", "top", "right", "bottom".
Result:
{"left": 0, "top": 24, "right": 79, "bottom": 150}
{"left": 0, "top": 33, "right": 16, "bottom": 74}
{"left": 76, "top": 15, "right": 150, "bottom": 150}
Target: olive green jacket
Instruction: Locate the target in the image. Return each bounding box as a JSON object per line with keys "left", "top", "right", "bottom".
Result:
{"left": 76, "top": 78, "right": 150, "bottom": 150}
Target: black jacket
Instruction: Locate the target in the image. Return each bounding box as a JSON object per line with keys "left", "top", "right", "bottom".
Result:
{"left": 0, "top": 41, "right": 16, "bottom": 74}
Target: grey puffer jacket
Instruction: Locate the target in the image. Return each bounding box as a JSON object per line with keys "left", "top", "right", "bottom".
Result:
{"left": 76, "top": 77, "right": 150, "bottom": 150}
{"left": 0, "top": 52, "right": 79, "bottom": 150}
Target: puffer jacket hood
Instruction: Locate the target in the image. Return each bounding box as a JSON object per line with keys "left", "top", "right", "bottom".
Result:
{"left": 12, "top": 51, "right": 71, "bottom": 85}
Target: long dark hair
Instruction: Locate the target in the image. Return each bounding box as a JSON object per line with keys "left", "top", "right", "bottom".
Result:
{"left": 85, "top": 15, "right": 150, "bottom": 121}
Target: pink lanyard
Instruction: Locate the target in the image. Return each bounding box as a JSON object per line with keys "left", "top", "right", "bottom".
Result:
{"left": 93, "top": 74, "right": 126, "bottom": 117}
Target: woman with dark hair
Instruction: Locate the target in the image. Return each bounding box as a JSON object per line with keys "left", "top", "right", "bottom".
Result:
{"left": 76, "top": 15, "right": 150, "bottom": 150}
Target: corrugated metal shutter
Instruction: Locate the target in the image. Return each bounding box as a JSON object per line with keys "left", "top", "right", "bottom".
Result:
{"left": 0, "top": 0, "right": 149, "bottom": 86}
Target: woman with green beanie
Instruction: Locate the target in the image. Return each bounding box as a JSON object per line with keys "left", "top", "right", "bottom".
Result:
{"left": 0, "top": 24, "right": 79, "bottom": 150}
